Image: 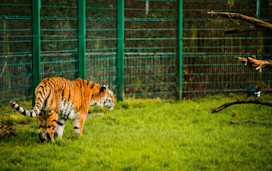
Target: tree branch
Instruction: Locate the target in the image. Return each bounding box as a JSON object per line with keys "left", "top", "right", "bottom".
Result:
{"left": 211, "top": 99, "right": 272, "bottom": 113}
{"left": 235, "top": 56, "right": 272, "bottom": 72}
{"left": 207, "top": 11, "right": 272, "bottom": 31}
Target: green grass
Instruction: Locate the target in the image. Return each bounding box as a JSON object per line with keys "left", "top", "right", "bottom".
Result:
{"left": 0, "top": 95, "right": 272, "bottom": 170}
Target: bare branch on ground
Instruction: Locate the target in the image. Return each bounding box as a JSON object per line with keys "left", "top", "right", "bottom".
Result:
{"left": 211, "top": 99, "right": 272, "bottom": 113}
{"left": 231, "top": 120, "right": 272, "bottom": 126}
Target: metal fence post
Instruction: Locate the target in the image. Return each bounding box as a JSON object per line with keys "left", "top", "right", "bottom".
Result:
{"left": 177, "top": 0, "right": 183, "bottom": 100}
{"left": 78, "top": 0, "right": 86, "bottom": 79}
{"left": 117, "top": 0, "right": 124, "bottom": 101}
{"left": 256, "top": 0, "right": 261, "bottom": 18}
{"left": 32, "top": 0, "right": 41, "bottom": 105}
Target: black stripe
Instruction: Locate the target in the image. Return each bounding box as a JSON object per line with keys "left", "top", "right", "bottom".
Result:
{"left": 11, "top": 102, "right": 15, "bottom": 108}
{"left": 91, "top": 83, "right": 94, "bottom": 88}
{"left": 16, "top": 106, "right": 20, "bottom": 111}
{"left": 39, "top": 125, "right": 43, "bottom": 128}
{"left": 61, "top": 89, "right": 65, "bottom": 99}
{"left": 44, "top": 89, "right": 51, "bottom": 107}
{"left": 79, "top": 79, "right": 82, "bottom": 89}
{"left": 47, "top": 125, "right": 56, "bottom": 128}
{"left": 57, "top": 121, "right": 64, "bottom": 126}
{"left": 39, "top": 85, "right": 45, "bottom": 95}
{"left": 86, "top": 81, "right": 90, "bottom": 86}
{"left": 66, "top": 113, "right": 70, "bottom": 119}
{"left": 44, "top": 79, "right": 48, "bottom": 87}
{"left": 30, "top": 112, "right": 33, "bottom": 117}
{"left": 52, "top": 120, "right": 57, "bottom": 123}
{"left": 22, "top": 110, "right": 26, "bottom": 115}
{"left": 74, "top": 127, "right": 80, "bottom": 129}
{"left": 49, "top": 80, "right": 56, "bottom": 88}
{"left": 47, "top": 88, "right": 52, "bottom": 97}
{"left": 36, "top": 97, "right": 43, "bottom": 104}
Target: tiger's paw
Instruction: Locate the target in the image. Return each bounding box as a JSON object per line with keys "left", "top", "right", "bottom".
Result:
{"left": 46, "top": 132, "right": 54, "bottom": 142}
{"left": 39, "top": 132, "right": 47, "bottom": 143}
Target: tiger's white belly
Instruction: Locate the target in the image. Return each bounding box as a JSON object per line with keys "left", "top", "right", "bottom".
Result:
{"left": 59, "top": 100, "right": 78, "bottom": 120}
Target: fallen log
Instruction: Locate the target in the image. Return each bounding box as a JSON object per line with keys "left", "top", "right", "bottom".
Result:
{"left": 211, "top": 99, "right": 272, "bottom": 113}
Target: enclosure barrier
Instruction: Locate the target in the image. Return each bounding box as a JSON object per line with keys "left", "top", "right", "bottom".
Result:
{"left": 0, "top": 0, "right": 271, "bottom": 109}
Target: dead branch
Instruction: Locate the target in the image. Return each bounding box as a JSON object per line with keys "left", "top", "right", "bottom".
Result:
{"left": 231, "top": 120, "right": 272, "bottom": 126}
{"left": 235, "top": 56, "right": 272, "bottom": 72}
{"left": 207, "top": 11, "right": 272, "bottom": 31}
{"left": 211, "top": 99, "right": 272, "bottom": 113}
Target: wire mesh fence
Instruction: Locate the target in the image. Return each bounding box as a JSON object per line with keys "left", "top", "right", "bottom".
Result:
{"left": 0, "top": 0, "right": 271, "bottom": 106}
{"left": 85, "top": 0, "right": 118, "bottom": 96}
{"left": 124, "top": 0, "right": 179, "bottom": 99}
{"left": 182, "top": 0, "right": 272, "bottom": 98}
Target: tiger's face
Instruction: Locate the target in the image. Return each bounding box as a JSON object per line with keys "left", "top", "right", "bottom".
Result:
{"left": 90, "top": 85, "right": 116, "bottom": 110}
{"left": 102, "top": 89, "right": 115, "bottom": 110}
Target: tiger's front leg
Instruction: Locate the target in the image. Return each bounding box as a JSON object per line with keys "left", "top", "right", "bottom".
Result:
{"left": 54, "top": 117, "right": 66, "bottom": 139}
{"left": 73, "top": 118, "right": 81, "bottom": 136}
{"left": 73, "top": 112, "right": 87, "bottom": 136}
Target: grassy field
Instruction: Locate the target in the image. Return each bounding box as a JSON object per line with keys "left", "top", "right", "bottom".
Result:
{"left": 0, "top": 95, "right": 272, "bottom": 170}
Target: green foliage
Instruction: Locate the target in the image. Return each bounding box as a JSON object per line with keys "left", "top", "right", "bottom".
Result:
{"left": 0, "top": 95, "right": 272, "bottom": 170}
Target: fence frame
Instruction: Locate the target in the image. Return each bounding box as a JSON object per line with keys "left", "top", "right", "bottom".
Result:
{"left": 32, "top": 0, "right": 41, "bottom": 105}
{"left": 78, "top": 0, "right": 86, "bottom": 80}
{"left": 117, "top": 0, "right": 125, "bottom": 101}
{"left": 177, "top": 0, "right": 183, "bottom": 100}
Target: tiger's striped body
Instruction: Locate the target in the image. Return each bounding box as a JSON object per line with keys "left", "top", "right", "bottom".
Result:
{"left": 10, "top": 77, "right": 115, "bottom": 142}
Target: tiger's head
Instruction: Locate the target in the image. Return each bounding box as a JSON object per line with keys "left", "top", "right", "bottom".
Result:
{"left": 90, "top": 85, "right": 116, "bottom": 110}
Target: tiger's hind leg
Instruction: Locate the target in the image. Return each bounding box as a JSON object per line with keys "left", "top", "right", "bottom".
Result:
{"left": 45, "top": 110, "right": 58, "bottom": 141}
{"left": 38, "top": 112, "right": 47, "bottom": 143}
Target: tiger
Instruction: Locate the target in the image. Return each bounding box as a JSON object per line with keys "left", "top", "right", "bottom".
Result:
{"left": 10, "top": 77, "right": 115, "bottom": 142}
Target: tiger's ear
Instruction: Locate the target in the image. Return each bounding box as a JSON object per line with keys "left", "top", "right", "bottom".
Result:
{"left": 100, "top": 85, "right": 107, "bottom": 92}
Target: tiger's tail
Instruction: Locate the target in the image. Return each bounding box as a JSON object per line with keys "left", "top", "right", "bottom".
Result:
{"left": 10, "top": 85, "right": 47, "bottom": 117}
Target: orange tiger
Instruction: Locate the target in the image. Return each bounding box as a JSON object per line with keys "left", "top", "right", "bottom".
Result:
{"left": 10, "top": 77, "right": 115, "bottom": 142}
